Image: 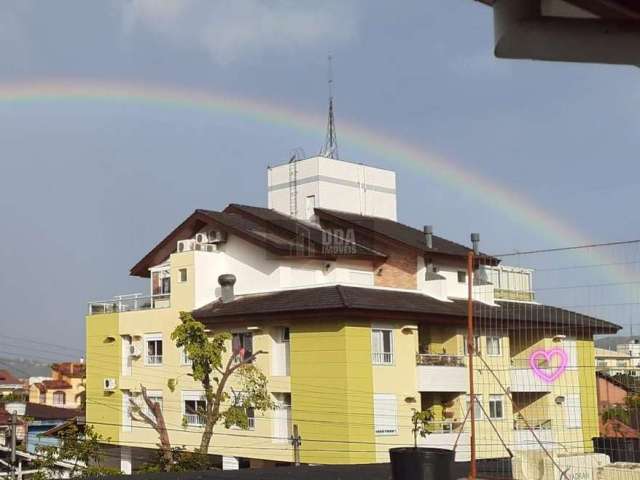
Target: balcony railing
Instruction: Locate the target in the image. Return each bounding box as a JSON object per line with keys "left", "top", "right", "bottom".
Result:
{"left": 146, "top": 355, "right": 163, "bottom": 365}
{"left": 427, "top": 420, "right": 465, "bottom": 434}
{"left": 416, "top": 353, "right": 466, "bottom": 367}
{"left": 88, "top": 293, "right": 170, "bottom": 315}
{"left": 372, "top": 352, "right": 394, "bottom": 365}
{"left": 184, "top": 414, "right": 205, "bottom": 426}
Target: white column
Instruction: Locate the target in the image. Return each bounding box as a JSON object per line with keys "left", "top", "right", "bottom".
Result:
{"left": 120, "top": 446, "right": 132, "bottom": 475}
{"left": 222, "top": 456, "right": 240, "bottom": 470}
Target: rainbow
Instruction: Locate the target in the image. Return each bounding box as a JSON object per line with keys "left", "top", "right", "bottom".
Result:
{"left": 0, "top": 79, "right": 634, "bottom": 307}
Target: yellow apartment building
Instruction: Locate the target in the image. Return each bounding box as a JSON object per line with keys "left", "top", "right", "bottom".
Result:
{"left": 85, "top": 157, "right": 619, "bottom": 472}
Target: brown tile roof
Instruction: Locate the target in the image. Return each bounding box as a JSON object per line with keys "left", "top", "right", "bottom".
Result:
{"left": 41, "top": 380, "right": 72, "bottom": 390}
{"left": 315, "top": 208, "right": 495, "bottom": 262}
{"left": 0, "top": 369, "right": 21, "bottom": 386}
{"left": 25, "top": 403, "right": 82, "bottom": 420}
{"left": 51, "top": 362, "right": 85, "bottom": 379}
{"left": 193, "top": 285, "right": 620, "bottom": 334}
{"left": 131, "top": 206, "right": 386, "bottom": 277}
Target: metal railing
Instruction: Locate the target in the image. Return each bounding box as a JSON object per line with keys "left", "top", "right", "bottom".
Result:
{"left": 513, "top": 418, "right": 552, "bottom": 431}
{"left": 184, "top": 414, "right": 205, "bottom": 426}
{"left": 146, "top": 355, "right": 163, "bottom": 365}
{"left": 372, "top": 352, "right": 394, "bottom": 365}
{"left": 427, "top": 419, "right": 465, "bottom": 433}
{"left": 88, "top": 293, "right": 170, "bottom": 315}
{"left": 416, "top": 353, "right": 466, "bottom": 367}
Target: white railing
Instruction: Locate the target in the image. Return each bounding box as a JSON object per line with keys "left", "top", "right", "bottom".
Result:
{"left": 88, "top": 293, "right": 170, "bottom": 315}
{"left": 184, "top": 414, "right": 205, "bottom": 426}
{"left": 372, "top": 352, "right": 394, "bottom": 365}
{"left": 146, "top": 355, "right": 163, "bottom": 365}
{"left": 416, "top": 353, "right": 466, "bottom": 367}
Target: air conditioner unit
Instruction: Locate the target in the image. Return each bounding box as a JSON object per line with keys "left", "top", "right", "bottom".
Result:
{"left": 194, "top": 243, "right": 216, "bottom": 253}
{"left": 177, "top": 239, "right": 195, "bottom": 253}
{"left": 129, "top": 344, "right": 142, "bottom": 357}
{"left": 208, "top": 230, "right": 228, "bottom": 244}
{"left": 195, "top": 232, "right": 210, "bottom": 244}
{"left": 103, "top": 378, "right": 117, "bottom": 391}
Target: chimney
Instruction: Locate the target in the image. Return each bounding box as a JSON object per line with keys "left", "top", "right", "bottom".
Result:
{"left": 424, "top": 225, "right": 433, "bottom": 250}
{"left": 218, "top": 274, "right": 237, "bottom": 303}
{"left": 470, "top": 233, "right": 480, "bottom": 256}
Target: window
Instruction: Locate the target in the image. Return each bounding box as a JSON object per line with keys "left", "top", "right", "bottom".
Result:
{"left": 565, "top": 393, "right": 582, "bottom": 429}
{"left": 181, "top": 348, "right": 192, "bottom": 366}
{"left": 179, "top": 268, "right": 187, "bottom": 283}
{"left": 52, "top": 391, "right": 66, "bottom": 406}
{"left": 142, "top": 391, "right": 163, "bottom": 419}
{"left": 152, "top": 269, "right": 171, "bottom": 295}
{"left": 39, "top": 392, "right": 46, "bottom": 404}
{"left": 372, "top": 328, "right": 394, "bottom": 365}
{"left": 232, "top": 332, "right": 254, "bottom": 361}
{"left": 247, "top": 407, "right": 255, "bottom": 430}
{"left": 183, "top": 392, "right": 207, "bottom": 427}
{"left": 122, "top": 391, "right": 132, "bottom": 432}
{"left": 617, "top": 360, "right": 627, "bottom": 368}
{"left": 145, "top": 335, "right": 163, "bottom": 365}
{"left": 564, "top": 337, "right": 578, "bottom": 370}
{"left": 463, "top": 335, "right": 481, "bottom": 356}
{"left": 374, "top": 394, "right": 397, "bottom": 435}
{"left": 457, "top": 271, "right": 467, "bottom": 283}
{"left": 596, "top": 359, "right": 606, "bottom": 367}
{"left": 486, "top": 336, "right": 502, "bottom": 356}
{"left": 305, "top": 195, "right": 316, "bottom": 220}
{"left": 489, "top": 395, "right": 504, "bottom": 419}
{"left": 465, "top": 394, "right": 483, "bottom": 420}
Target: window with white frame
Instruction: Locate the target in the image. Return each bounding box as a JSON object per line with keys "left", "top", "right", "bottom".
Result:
{"left": 489, "top": 395, "right": 504, "bottom": 419}
{"left": 145, "top": 334, "right": 163, "bottom": 365}
{"left": 564, "top": 337, "right": 578, "bottom": 370}
{"left": 181, "top": 347, "right": 193, "bottom": 366}
{"left": 565, "top": 393, "right": 582, "bottom": 429}
{"left": 122, "top": 391, "right": 132, "bottom": 432}
{"left": 486, "top": 336, "right": 502, "bottom": 356}
{"left": 372, "top": 328, "right": 394, "bottom": 365}
{"left": 374, "top": 394, "right": 397, "bottom": 435}
{"left": 463, "top": 335, "right": 481, "bottom": 356}
{"left": 183, "top": 391, "right": 207, "bottom": 427}
{"left": 141, "top": 390, "right": 163, "bottom": 419}
{"left": 465, "top": 394, "right": 483, "bottom": 420}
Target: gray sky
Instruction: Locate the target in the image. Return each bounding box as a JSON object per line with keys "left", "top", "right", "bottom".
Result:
{"left": 1, "top": 0, "right": 639, "bottom": 359}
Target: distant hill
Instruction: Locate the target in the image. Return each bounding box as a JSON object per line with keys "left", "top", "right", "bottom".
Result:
{"left": 0, "top": 357, "right": 51, "bottom": 379}
{"left": 596, "top": 336, "right": 640, "bottom": 351}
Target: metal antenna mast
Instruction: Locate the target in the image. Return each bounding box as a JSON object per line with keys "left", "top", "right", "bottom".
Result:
{"left": 319, "top": 55, "right": 339, "bottom": 159}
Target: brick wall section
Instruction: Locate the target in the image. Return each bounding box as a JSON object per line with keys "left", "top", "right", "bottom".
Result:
{"left": 374, "top": 245, "right": 417, "bottom": 289}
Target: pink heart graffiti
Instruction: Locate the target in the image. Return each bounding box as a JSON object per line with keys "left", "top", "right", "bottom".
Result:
{"left": 529, "top": 348, "right": 568, "bottom": 383}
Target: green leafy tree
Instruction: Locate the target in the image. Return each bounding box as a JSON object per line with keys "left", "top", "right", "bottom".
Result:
{"left": 32, "top": 425, "right": 119, "bottom": 479}
{"left": 171, "top": 311, "right": 274, "bottom": 456}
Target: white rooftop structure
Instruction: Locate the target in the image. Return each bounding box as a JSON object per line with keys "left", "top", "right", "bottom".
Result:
{"left": 267, "top": 156, "right": 397, "bottom": 221}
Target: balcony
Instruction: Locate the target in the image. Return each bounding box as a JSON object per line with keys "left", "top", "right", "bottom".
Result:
{"left": 417, "top": 421, "right": 470, "bottom": 462}
{"left": 416, "top": 354, "right": 469, "bottom": 392}
{"left": 88, "top": 293, "right": 170, "bottom": 315}
{"left": 512, "top": 419, "right": 554, "bottom": 451}
{"left": 184, "top": 414, "right": 205, "bottom": 427}
{"left": 510, "top": 359, "right": 553, "bottom": 393}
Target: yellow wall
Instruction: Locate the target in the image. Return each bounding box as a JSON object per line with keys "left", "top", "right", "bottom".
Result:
{"left": 290, "top": 319, "right": 376, "bottom": 464}
{"left": 86, "top": 312, "right": 121, "bottom": 444}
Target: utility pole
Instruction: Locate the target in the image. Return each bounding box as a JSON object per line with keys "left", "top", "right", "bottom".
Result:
{"left": 290, "top": 424, "right": 302, "bottom": 466}
{"left": 10, "top": 411, "right": 17, "bottom": 480}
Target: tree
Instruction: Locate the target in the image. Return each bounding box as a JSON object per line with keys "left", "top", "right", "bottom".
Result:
{"left": 32, "top": 424, "right": 119, "bottom": 479}
{"left": 172, "top": 311, "right": 274, "bottom": 456}
{"left": 129, "top": 384, "right": 173, "bottom": 470}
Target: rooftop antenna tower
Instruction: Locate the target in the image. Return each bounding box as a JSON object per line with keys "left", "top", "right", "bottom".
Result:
{"left": 319, "top": 55, "right": 339, "bottom": 160}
